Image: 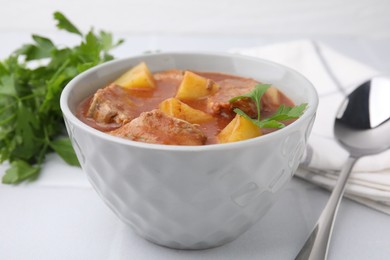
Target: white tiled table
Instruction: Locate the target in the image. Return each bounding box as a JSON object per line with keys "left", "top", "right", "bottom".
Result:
{"left": 1, "top": 34, "right": 390, "bottom": 260}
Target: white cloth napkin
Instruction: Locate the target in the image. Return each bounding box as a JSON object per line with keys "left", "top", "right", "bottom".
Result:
{"left": 232, "top": 40, "right": 390, "bottom": 215}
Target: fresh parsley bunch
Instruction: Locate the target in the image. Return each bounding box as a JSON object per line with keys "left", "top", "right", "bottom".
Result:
{"left": 0, "top": 12, "right": 123, "bottom": 184}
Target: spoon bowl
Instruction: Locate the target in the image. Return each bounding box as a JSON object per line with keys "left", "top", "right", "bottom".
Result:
{"left": 335, "top": 76, "right": 390, "bottom": 157}
{"left": 296, "top": 76, "right": 390, "bottom": 260}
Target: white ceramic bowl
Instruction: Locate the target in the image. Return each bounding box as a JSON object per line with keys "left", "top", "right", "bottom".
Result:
{"left": 60, "top": 52, "right": 318, "bottom": 250}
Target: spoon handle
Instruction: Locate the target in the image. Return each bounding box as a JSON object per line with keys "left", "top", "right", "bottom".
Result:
{"left": 295, "top": 156, "right": 358, "bottom": 260}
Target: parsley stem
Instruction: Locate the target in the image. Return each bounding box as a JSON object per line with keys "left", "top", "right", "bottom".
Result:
{"left": 37, "top": 127, "right": 50, "bottom": 164}
{"left": 19, "top": 93, "right": 39, "bottom": 101}
{"left": 50, "top": 60, "right": 70, "bottom": 80}
{"left": 0, "top": 103, "right": 16, "bottom": 114}
{"left": 0, "top": 114, "right": 16, "bottom": 126}
{"left": 0, "top": 93, "right": 17, "bottom": 98}
{"left": 37, "top": 143, "right": 48, "bottom": 165}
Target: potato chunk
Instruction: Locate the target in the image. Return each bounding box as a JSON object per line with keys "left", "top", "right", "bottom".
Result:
{"left": 176, "top": 71, "right": 219, "bottom": 100}
{"left": 218, "top": 114, "right": 261, "bottom": 143}
{"left": 159, "top": 98, "right": 213, "bottom": 124}
{"left": 114, "top": 62, "right": 156, "bottom": 89}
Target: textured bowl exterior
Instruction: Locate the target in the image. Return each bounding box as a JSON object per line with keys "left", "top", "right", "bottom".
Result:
{"left": 61, "top": 52, "right": 318, "bottom": 249}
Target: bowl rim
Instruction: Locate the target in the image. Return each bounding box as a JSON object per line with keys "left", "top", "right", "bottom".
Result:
{"left": 60, "top": 51, "right": 318, "bottom": 152}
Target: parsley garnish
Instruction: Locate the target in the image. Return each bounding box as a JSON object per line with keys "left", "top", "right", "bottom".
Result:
{"left": 0, "top": 12, "right": 123, "bottom": 184}
{"left": 229, "top": 84, "right": 308, "bottom": 129}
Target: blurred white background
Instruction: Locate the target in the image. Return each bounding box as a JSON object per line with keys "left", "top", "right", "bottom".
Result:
{"left": 2, "top": 0, "right": 390, "bottom": 72}
{"left": 0, "top": 0, "right": 389, "bottom": 37}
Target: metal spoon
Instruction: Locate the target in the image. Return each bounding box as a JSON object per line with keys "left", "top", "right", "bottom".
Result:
{"left": 296, "top": 76, "right": 390, "bottom": 260}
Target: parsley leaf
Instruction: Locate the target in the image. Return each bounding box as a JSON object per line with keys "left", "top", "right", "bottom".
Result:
{"left": 257, "top": 103, "right": 308, "bottom": 128}
{"left": 230, "top": 84, "right": 308, "bottom": 129}
{"left": 50, "top": 138, "right": 80, "bottom": 166}
{"left": 17, "top": 35, "right": 55, "bottom": 61}
{"left": 2, "top": 160, "right": 40, "bottom": 184}
{"left": 0, "top": 12, "right": 123, "bottom": 184}
{"left": 53, "top": 11, "right": 82, "bottom": 36}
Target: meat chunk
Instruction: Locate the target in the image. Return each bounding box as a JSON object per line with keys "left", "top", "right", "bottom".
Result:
{"left": 208, "top": 78, "right": 278, "bottom": 118}
{"left": 207, "top": 78, "right": 259, "bottom": 118}
{"left": 110, "top": 109, "right": 207, "bottom": 145}
{"left": 87, "top": 84, "right": 136, "bottom": 125}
